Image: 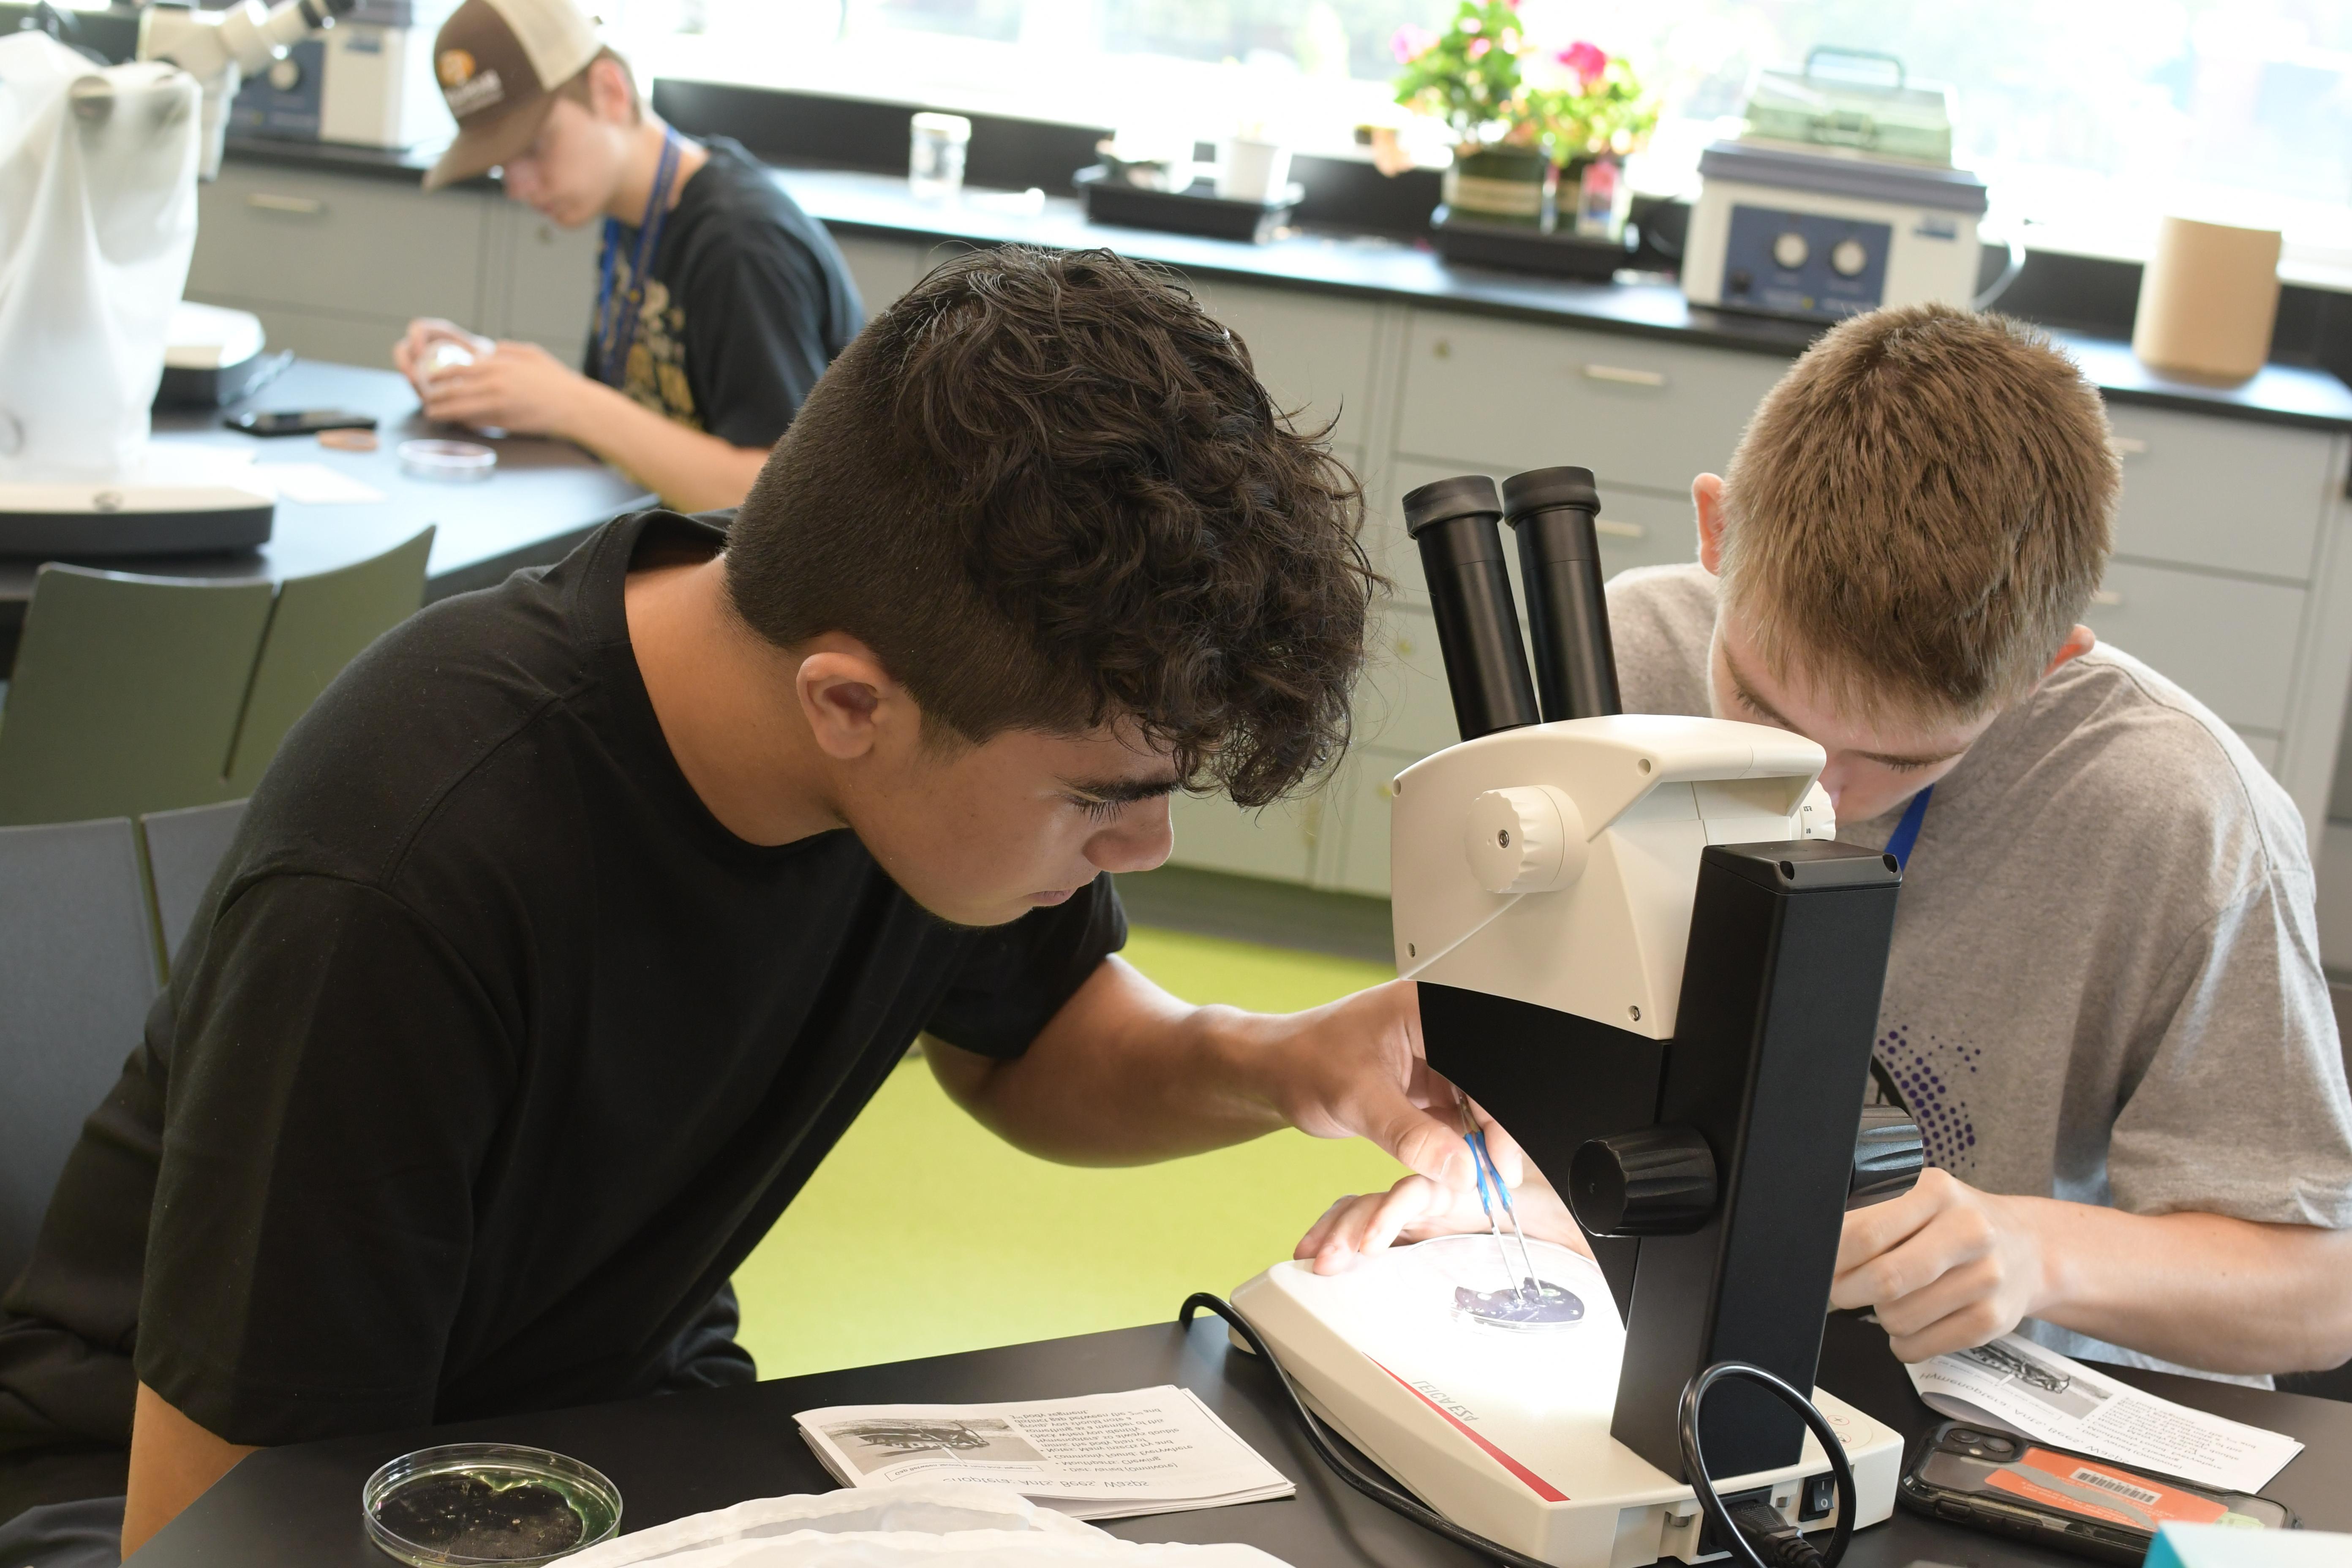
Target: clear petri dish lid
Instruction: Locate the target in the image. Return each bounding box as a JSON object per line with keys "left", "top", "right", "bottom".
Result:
{"left": 399, "top": 439, "right": 498, "bottom": 482}
{"left": 363, "top": 1442, "right": 621, "bottom": 1567}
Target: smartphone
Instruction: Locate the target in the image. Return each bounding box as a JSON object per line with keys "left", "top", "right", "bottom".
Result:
{"left": 1898, "top": 1420, "right": 2295, "bottom": 1563}
{"left": 227, "top": 408, "right": 378, "bottom": 436}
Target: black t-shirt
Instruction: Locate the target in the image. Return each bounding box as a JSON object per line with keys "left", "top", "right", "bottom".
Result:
{"left": 0, "top": 511, "right": 1123, "bottom": 1481}
{"left": 595, "top": 137, "right": 863, "bottom": 448}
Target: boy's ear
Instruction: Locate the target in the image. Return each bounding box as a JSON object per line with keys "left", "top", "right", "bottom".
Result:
{"left": 795, "top": 647, "right": 899, "bottom": 762}
{"left": 1692, "top": 474, "right": 1729, "bottom": 574}
{"left": 2044, "top": 624, "right": 2097, "bottom": 680}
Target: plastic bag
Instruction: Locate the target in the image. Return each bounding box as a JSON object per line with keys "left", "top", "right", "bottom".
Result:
{"left": 563, "top": 1481, "right": 1290, "bottom": 1568}
{"left": 0, "top": 33, "right": 199, "bottom": 480}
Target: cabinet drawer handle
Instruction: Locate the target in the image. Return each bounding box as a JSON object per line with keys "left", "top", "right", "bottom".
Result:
{"left": 2108, "top": 435, "right": 2148, "bottom": 456}
{"left": 2091, "top": 588, "right": 2123, "bottom": 607}
{"left": 1582, "top": 362, "right": 1668, "bottom": 387}
{"left": 1596, "top": 519, "right": 1645, "bottom": 539}
{"left": 248, "top": 192, "right": 324, "bottom": 215}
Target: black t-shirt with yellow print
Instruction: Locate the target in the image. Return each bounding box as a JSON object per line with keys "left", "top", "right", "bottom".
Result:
{"left": 596, "top": 137, "right": 863, "bottom": 449}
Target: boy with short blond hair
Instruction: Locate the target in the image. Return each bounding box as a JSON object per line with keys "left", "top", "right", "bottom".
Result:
{"left": 1301, "top": 304, "right": 2352, "bottom": 1382}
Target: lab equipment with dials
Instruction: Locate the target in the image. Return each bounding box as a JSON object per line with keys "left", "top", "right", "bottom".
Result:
{"left": 0, "top": 0, "right": 356, "bottom": 558}
{"left": 1218, "top": 466, "right": 1925, "bottom": 1567}
{"left": 1682, "top": 49, "right": 1995, "bottom": 324}
{"left": 212, "top": 0, "right": 458, "bottom": 150}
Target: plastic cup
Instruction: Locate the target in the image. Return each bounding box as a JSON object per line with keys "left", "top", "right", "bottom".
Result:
{"left": 909, "top": 112, "right": 971, "bottom": 203}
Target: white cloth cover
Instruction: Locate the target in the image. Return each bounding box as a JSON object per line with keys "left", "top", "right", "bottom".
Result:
{"left": 0, "top": 34, "right": 199, "bottom": 481}
{"left": 562, "top": 1482, "right": 1290, "bottom": 1568}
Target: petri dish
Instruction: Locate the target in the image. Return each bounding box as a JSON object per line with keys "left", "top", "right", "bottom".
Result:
{"left": 362, "top": 1443, "right": 621, "bottom": 1567}
{"left": 399, "top": 439, "right": 497, "bottom": 482}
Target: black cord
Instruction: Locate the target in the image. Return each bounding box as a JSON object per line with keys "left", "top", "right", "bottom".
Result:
{"left": 1179, "top": 1293, "right": 1555, "bottom": 1568}
{"left": 1678, "top": 1361, "right": 1856, "bottom": 1568}
{"left": 1183, "top": 1294, "right": 1851, "bottom": 1568}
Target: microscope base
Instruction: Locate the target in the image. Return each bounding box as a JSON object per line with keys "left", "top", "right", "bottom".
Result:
{"left": 0, "top": 447, "right": 274, "bottom": 558}
{"left": 1231, "top": 1240, "right": 1901, "bottom": 1567}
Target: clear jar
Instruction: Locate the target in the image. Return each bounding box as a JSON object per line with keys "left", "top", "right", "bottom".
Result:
{"left": 909, "top": 112, "right": 972, "bottom": 203}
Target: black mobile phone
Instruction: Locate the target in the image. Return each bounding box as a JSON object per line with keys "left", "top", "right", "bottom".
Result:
{"left": 227, "top": 408, "right": 379, "bottom": 436}
{"left": 1897, "top": 1420, "right": 2295, "bottom": 1564}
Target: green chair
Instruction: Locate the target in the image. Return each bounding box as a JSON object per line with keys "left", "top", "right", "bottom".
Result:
{"left": 224, "top": 527, "right": 433, "bottom": 793}
{"left": 0, "top": 528, "right": 433, "bottom": 826}
{"left": 0, "top": 567, "right": 275, "bottom": 826}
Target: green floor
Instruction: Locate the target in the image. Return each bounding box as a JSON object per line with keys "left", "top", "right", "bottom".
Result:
{"left": 731, "top": 926, "right": 1406, "bottom": 1379}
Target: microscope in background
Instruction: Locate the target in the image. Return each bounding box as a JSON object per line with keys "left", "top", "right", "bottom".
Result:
{"left": 0, "top": 0, "right": 356, "bottom": 557}
{"left": 1230, "top": 467, "right": 1922, "bottom": 1566}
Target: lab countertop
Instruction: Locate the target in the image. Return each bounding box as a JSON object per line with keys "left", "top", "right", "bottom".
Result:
{"left": 0, "top": 361, "right": 652, "bottom": 653}
{"left": 224, "top": 135, "right": 2352, "bottom": 433}
{"left": 130, "top": 1309, "right": 2352, "bottom": 1568}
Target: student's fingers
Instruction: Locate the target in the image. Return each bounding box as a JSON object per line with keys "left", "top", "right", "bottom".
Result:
{"left": 1868, "top": 1252, "right": 2003, "bottom": 1342}
{"left": 1834, "top": 1167, "right": 1952, "bottom": 1275}
{"left": 1878, "top": 1268, "right": 2017, "bottom": 1362}
{"left": 1372, "top": 1090, "right": 1476, "bottom": 1191}
{"left": 1831, "top": 1203, "right": 1995, "bottom": 1312}
{"left": 1298, "top": 1178, "right": 1457, "bottom": 1274}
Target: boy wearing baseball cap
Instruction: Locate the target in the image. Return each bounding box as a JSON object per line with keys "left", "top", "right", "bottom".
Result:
{"left": 1301, "top": 305, "right": 2352, "bottom": 1386}
{"left": 395, "top": 0, "right": 861, "bottom": 510}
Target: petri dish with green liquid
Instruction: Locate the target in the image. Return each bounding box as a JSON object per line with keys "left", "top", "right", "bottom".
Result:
{"left": 363, "top": 1443, "right": 621, "bottom": 1567}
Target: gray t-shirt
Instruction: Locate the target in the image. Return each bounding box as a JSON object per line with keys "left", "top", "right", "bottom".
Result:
{"left": 1606, "top": 562, "right": 2352, "bottom": 1375}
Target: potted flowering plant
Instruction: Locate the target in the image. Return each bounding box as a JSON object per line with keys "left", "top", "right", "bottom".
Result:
{"left": 1392, "top": 1, "right": 1655, "bottom": 231}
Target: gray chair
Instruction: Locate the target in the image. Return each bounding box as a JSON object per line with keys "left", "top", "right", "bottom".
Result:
{"left": 0, "top": 817, "right": 161, "bottom": 1288}
{"left": 0, "top": 527, "right": 433, "bottom": 827}
{"left": 141, "top": 798, "right": 250, "bottom": 975}
{"left": 224, "top": 527, "right": 432, "bottom": 794}
{"left": 0, "top": 566, "right": 273, "bottom": 827}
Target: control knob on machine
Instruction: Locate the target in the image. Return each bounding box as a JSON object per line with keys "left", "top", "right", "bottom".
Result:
{"left": 1771, "top": 230, "right": 1810, "bottom": 270}
{"left": 1463, "top": 785, "right": 1587, "bottom": 895}
{"left": 267, "top": 56, "right": 302, "bottom": 90}
{"left": 1848, "top": 1104, "right": 1925, "bottom": 1207}
{"left": 1830, "top": 237, "right": 1870, "bottom": 278}
{"left": 1568, "top": 1127, "right": 1718, "bottom": 1237}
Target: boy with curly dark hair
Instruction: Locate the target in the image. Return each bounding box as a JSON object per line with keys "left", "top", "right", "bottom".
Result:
{"left": 0, "top": 248, "right": 1474, "bottom": 1562}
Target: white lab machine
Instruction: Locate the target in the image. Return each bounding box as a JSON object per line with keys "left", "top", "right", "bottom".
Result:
{"left": 1223, "top": 469, "right": 1921, "bottom": 1567}
{"left": 213, "top": 0, "right": 459, "bottom": 150}
{"left": 1681, "top": 51, "right": 1997, "bottom": 323}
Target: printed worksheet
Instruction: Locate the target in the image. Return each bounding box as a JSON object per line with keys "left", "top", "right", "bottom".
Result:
{"left": 795, "top": 1386, "right": 1294, "bottom": 1521}
{"left": 1908, "top": 1334, "right": 2302, "bottom": 1493}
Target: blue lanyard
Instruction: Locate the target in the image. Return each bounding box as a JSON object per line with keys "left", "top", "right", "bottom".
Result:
{"left": 1884, "top": 784, "right": 1933, "bottom": 869}
{"left": 593, "top": 128, "right": 684, "bottom": 389}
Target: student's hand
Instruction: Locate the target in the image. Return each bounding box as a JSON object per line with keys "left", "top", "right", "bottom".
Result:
{"left": 1252, "top": 979, "right": 1527, "bottom": 1199}
{"left": 1295, "top": 1162, "right": 1591, "bottom": 1275}
{"left": 1832, "top": 1166, "right": 2050, "bottom": 1361}
{"left": 393, "top": 318, "right": 493, "bottom": 395}
{"left": 418, "top": 340, "right": 592, "bottom": 438}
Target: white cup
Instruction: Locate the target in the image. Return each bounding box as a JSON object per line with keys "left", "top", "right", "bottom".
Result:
{"left": 1217, "top": 137, "right": 1291, "bottom": 204}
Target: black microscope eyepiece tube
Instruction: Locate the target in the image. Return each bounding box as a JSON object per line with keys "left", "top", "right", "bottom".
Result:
{"left": 1402, "top": 475, "right": 1541, "bottom": 743}
{"left": 1502, "top": 466, "right": 1622, "bottom": 722}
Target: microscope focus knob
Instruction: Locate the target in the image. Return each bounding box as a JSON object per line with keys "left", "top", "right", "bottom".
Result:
{"left": 1848, "top": 1104, "right": 1925, "bottom": 1208}
{"left": 1568, "top": 1127, "right": 1717, "bottom": 1237}
{"left": 1463, "top": 785, "right": 1587, "bottom": 895}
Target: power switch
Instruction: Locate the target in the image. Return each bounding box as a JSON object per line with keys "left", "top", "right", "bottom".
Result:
{"left": 1800, "top": 1473, "right": 1836, "bottom": 1521}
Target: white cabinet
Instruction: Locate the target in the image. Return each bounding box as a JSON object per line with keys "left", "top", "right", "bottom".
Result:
{"left": 498, "top": 205, "right": 600, "bottom": 357}
{"left": 1187, "top": 279, "right": 1381, "bottom": 452}
{"left": 831, "top": 234, "right": 923, "bottom": 316}
{"left": 1395, "top": 309, "right": 1783, "bottom": 493}
{"left": 2106, "top": 405, "right": 2330, "bottom": 582}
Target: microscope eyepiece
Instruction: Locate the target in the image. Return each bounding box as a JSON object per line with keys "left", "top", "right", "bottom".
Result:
{"left": 1401, "top": 476, "right": 1541, "bottom": 743}
{"left": 1502, "top": 465, "right": 1622, "bottom": 723}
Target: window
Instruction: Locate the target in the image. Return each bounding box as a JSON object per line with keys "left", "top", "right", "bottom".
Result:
{"left": 614, "top": 0, "right": 2352, "bottom": 278}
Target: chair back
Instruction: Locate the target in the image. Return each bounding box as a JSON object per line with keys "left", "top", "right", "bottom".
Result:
{"left": 0, "top": 566, "right": 272, "bottom": 826}
{"left": 225, "top": 527, "right": 432, "bottom": 793}
{"left": 142, "top": 798, "right": 250, "bottom": 974}
{"left": 0, "top": 817, "right": 160, "bottom": 1287}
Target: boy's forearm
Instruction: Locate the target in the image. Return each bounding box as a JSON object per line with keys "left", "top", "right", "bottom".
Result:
{"left": 2021, "top": 1198, "right": 2352, "bottom": 1373}
{"left": 122, "top": 1381, "right": 259, "bottom": 1557}
{"left": 559, "top": 380, "right": 770, "bottom": 512}
{"left": 924, "top": 956, "right": 1288, "bottom": 1166}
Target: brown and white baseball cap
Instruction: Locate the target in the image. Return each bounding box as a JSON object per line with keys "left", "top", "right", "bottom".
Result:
{"left": 422, "top": 0, "right": 603, "bottom": 191}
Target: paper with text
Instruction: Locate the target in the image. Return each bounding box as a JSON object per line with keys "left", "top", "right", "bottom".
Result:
{"left": 1907, "top": 1334, "right": 2302, "bottom": 1494}
{"left": 795, "top": 1386, "right": 1294, "bottom": 1522}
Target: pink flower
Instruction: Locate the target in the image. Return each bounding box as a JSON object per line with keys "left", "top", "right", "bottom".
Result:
{"left": 1467, "top": 35, "right": 1491, "bottom": 58}
{"left": 1559, "top": 40, "right": 1607, "bottom": 86}
{"left": 1390, "top": 22, "right": 1437, "bottom": 62}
